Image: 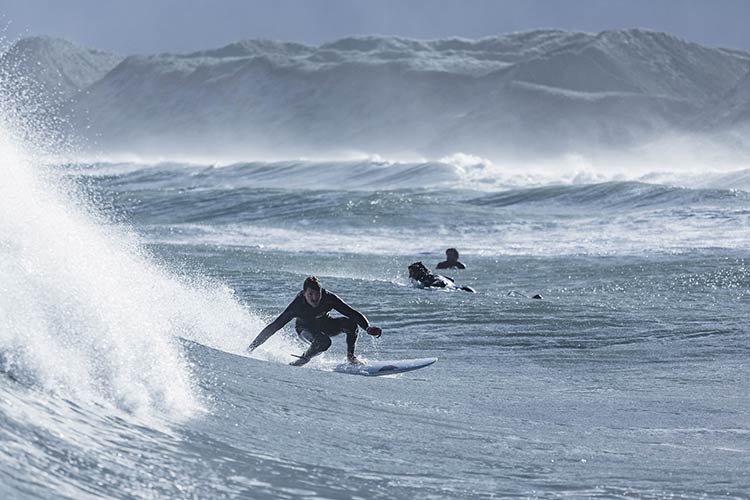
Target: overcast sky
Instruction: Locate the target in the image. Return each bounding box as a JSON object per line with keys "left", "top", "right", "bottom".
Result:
{"left": 2, "top": 0, "right": 749, "bottom": 54}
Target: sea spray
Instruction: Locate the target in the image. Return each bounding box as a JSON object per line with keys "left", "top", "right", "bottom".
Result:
{"left": 0, "top": 43, "right": 277, "bottom": 419}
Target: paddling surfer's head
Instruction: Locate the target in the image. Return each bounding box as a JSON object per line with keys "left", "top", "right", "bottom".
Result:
{"left": 303, "top": 275, "right": 322, "bottom": 307}
{"left": 446, "top": 248, "right": 459, "bottom": 262}
{"left": 408, "top": 262, "right": 430, "bottom": 281}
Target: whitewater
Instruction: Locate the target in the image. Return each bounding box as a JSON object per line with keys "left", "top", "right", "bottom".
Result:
{"left": 2, "top": 30, "right": 750, "bottom": 500}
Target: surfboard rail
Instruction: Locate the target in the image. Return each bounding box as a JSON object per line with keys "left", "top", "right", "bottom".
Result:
{"left": 333, "top": 357, "right": 437, "bottom": 376}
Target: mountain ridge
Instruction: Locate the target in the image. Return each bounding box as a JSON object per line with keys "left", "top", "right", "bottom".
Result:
{"left": 4, "top": 30, "right": 750, "bottom": 160}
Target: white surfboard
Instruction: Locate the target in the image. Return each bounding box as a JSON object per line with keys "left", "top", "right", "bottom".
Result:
{"left": 333, "top": 357, "right": 437, "bottom": 376}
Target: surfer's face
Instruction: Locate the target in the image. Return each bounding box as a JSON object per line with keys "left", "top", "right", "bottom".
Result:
{"left": 304, "top": 288, "right": 321, "bottom": 307}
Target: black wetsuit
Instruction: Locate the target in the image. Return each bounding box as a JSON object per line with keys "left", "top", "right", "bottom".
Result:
{"left": 436, "top": 259, "right": 466, "bottom": 270}
{"left": 417, "top": 273, "right": 455, "bottom": 288}
{"left": 248, "top": 288, "right": 370, "bottom": 359}
{"left": 414, "top": 274, "right": 475, "bottom": 293}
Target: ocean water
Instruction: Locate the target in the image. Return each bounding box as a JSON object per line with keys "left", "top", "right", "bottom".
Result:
{"left": 2, "top": 148, "right": 750, "bottom": 499}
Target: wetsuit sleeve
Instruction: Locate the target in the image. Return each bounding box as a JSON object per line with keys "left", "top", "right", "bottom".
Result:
{"left": 456, "top": 261, "right": 466, "bottom": 269}
{"left": 426, "top": 274, "right": 450, "bottom": 287}
{"left": 329, "top": 293, "right": 370, "bottom": 330}
{"left": 248, "top": 298, "right": 299, "bottom": 350}
{"left": 436, "top": 261, "right": 448, "bottom": 269}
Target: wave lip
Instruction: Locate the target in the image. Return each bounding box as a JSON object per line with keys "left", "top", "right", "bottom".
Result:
{"left": 468, "top": 181, "right": 750, "bottom": 210}
{"left": 62, "top": 159, "right": 750, "bottom": 258}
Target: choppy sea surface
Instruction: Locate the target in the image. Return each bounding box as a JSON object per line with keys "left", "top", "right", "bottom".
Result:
{"left": 2, "top": 153, "right": 750, "bottom": 499}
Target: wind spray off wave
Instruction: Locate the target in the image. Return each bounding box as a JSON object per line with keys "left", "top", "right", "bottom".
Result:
{"left": 0, "top": 122, "right": 264, "bottom": 420}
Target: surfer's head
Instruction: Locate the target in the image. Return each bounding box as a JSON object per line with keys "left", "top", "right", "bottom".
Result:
{"left": 303, "top": 275, "right": 322, "bottom": 307}
{"left": 446, "top": 248, "right": 459, "bottom": 261}
{"left": 408, "top": 261, "right": 430, "bottom": 281}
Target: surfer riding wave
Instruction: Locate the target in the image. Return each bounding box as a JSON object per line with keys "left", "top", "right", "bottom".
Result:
{"left": 247, "top": 276, "right": 382, "bottom": 366}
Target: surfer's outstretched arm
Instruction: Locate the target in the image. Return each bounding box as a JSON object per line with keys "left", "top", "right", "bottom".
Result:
{"left": 247, "top": 301, "right": 296, "bottom": 352}
{"left": 329, "top": 293, "right": 369, "bottom": 329}
{"left": 330, "top": 293, "right": 382, "bottom": 338}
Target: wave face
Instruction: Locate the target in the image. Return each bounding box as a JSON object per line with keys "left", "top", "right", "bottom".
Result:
{"left": 0, "top": 106, "right": 281, "bottom": 496}
{"left": 3, "top": 153, "right": 750, "bottom": 498}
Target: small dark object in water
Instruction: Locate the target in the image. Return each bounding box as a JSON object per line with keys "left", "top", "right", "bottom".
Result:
{"left": 507, "top": 291, "right": 542, "bottom": 299}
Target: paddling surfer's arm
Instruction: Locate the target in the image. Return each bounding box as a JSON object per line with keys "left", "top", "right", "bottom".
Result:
{"left": 247, "top": 299, "right": 298, "bottom": 352}
{"left": 329, "top": 293, "right": 382, "bottom": 338}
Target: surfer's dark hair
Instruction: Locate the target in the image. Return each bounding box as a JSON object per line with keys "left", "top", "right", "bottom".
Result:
{"left": 303, "top": 275, "right": 321, "bottom": 291}
{"left": 446, "top": 248, "right": 459, "bottom": 258}
{"left": 408, "top": 262, "right": 430, "bottom": 280}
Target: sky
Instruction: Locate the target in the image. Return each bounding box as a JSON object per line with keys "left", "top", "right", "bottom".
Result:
{"left": 1, "top": 0, "right": 750, "bottom": 54}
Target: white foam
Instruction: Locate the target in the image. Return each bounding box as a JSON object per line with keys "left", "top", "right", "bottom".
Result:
{"left": 0, "top": 110, "right": 273, "bottom": 420}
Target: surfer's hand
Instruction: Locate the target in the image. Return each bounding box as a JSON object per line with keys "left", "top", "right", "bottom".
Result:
{"left": 366, "top": 326, "right": 382, "bottom": 338}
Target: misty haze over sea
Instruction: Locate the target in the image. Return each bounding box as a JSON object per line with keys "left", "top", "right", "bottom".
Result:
{"left": 4, "top": 29, "right": 750, "bottom": 165}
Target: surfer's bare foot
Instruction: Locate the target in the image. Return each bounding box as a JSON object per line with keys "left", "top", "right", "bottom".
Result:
{"left": 289, "top": 355, "right": 310, "bottom": 367}
{"left": 347, "top": 354, "right": 364, "bottom": 365}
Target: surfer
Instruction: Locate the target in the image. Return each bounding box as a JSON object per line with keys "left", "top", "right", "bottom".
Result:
{"left": 408, "top": 261, "right": 475, "bottom": 293}
{"left": 247, "top": 276, "right": 382, "bottom": 366}
{"left": 436, "top": 248, "right": 466, "bottom": 270}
